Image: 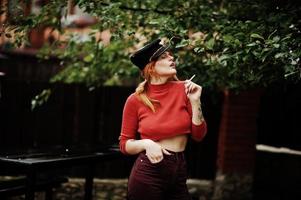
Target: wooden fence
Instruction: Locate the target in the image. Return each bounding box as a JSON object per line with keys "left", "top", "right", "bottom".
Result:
{"left": 0, "top": 80, "right": 222, "bottom": 179}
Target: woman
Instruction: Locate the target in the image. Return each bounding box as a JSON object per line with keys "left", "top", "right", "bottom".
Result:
{"left": 119, "top": 38, "right": 207, "bottom": 200}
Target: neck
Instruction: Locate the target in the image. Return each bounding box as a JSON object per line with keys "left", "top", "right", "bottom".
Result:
{"left": 150, "top": 76, "right": 170, "bottom": 85}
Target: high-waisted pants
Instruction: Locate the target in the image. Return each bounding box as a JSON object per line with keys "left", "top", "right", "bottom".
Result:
{"left": 127, "top": 150, "right": 191, "bottom": 200}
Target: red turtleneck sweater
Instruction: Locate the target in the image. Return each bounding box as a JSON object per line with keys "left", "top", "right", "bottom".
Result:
{"left": 119, "top": 81, "right": 207, "bottom": 155}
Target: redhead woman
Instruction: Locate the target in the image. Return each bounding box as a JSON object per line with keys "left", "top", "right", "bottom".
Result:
{"left": 119, "top": 38, "right": 207, "bottom": 200}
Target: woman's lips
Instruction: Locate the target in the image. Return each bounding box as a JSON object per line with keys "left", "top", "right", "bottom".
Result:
{"left": 170, "top": 62, "right": 176, "bottom": 68}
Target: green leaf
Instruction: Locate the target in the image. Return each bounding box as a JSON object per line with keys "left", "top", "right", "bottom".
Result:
{"left": 246, "top": 43, "right": 256, "bottom": 47}
{"left": 223, "top": 35, "right": 233, "bottom": 43}
{"left": 148, "top": 21, "right": 159, "bottom": 25}
{"left": 218, "top": 55, "right": 230, "bottom": 61}
{"left": 273, "top": 44, "right": 280, "bottom": 48}
{"left": 205, "top": 38, "right": 215, "bottom": 50}
{"left": 83, "top": 54, "right": 95, "bottom": 63}
{"left": 175, "top": 39, "right": 189, "bottom": 48}
{"left": 194, "top": 47, "right": 204, "bottom": 53}
{"left": 275, "top": 53, "right": 285, "bottom": 59}
{"left": 291, "top": 60, "right": 297, "bottom": 65}
{"left": 31, "top": 89, "right": 52, "bottom": 110}
{"left": 250, "top": 33, "right": 264, "bottom": 40}
{"left": 272, "top": 36, "right": 280, "bottom": 42}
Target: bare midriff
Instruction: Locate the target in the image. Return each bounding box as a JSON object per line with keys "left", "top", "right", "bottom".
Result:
{"left": 156, "top": 134, "right": 188, "bottom": 152}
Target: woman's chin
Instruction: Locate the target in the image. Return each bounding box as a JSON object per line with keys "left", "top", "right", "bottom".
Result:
{"left": 169, "top": 68, "right": 177, "bottom": 74}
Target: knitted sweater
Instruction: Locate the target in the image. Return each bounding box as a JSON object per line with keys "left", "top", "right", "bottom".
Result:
{"left": 119, "top": 81, "right": 207, "bottom": 154}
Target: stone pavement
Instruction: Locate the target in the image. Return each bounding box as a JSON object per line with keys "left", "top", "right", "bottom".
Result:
{"left": 52, "top": 178, "right": 213, "bottom": 200}
{"left": 5, "top": 178, "right": 213, "bottom": 200}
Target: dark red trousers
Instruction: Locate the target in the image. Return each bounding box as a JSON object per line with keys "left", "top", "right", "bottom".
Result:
{"left": 127, "top": 150, "right": 191, "bottom": 200}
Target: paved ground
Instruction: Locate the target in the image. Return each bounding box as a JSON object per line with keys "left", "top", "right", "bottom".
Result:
{"left": 4, "top": 178, "right": 213, "bottom": 200}
{"left": 53, "top": 178, "right": 213, "bottom": 200}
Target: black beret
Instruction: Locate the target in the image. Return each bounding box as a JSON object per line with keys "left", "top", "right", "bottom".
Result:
{"left": 130, "top": 38, "right": 170, "bottom": 70}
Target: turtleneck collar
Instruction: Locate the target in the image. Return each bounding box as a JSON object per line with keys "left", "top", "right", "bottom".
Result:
{"left": 147, "top": 81, "right": 171, "bottom": 93}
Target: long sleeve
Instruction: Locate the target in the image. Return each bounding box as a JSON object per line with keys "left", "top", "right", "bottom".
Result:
{"left": 187, "top": 98, "right": 207, "bottom": 142}
{"left": 119, "top": 94, "right": 139, "bottom": 154}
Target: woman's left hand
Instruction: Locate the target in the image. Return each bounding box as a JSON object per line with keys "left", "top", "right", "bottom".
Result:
{"left": 184, "top": 80, "right": 202, "bottom": 102}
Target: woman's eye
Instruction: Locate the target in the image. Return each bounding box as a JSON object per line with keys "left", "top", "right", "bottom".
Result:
{"left": 161, "top": 54, "right": 168, "bottom": 58}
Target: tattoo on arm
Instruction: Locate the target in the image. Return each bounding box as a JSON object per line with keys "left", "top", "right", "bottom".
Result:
{"left": 198, "top": 105, "right": 204, "bottom": 122}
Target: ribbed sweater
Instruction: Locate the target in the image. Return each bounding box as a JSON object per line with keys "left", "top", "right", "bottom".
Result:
{"left": 119, "top": 81, "right": 207, "bottom": 154}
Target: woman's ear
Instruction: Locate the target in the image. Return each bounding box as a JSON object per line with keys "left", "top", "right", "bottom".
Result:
{"left": 140, "top": 71, "right": 145, "bottom": 78}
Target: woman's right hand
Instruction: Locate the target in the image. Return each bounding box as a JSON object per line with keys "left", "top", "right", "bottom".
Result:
{"left": 143, "top": 139, "right": 171, "bottom": 164}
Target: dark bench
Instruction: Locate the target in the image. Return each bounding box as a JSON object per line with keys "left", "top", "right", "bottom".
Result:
{"left": 0, "top": 145, "right": 121, "bottom": 200}
{"left": 0, "top": 175, "right": 68, "bottom": 200}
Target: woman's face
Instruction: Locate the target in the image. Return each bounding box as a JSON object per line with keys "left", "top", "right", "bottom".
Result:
{"left": 154, "top": 51, "right": 176, "bottom": 77}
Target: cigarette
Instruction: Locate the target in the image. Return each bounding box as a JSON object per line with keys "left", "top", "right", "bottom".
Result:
{"left": 189, "top": 74, "right": 196, "bottom": 81}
